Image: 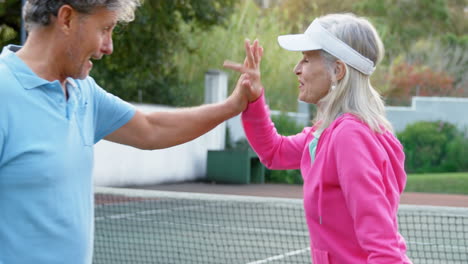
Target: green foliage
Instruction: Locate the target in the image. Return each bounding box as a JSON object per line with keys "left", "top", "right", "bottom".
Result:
{"left": 91, "top": 0, "right": 235, "bottom": 106}
{"left": 353, "top": 0, "right": 467, "bottom": 101}
{"left": 405, "top": 172, "right": 468, "bottom": 194}
{"left": 271, "top": 112, "right": 305, "bottom": 135}
{"left": 1, "top": 0, "right": 465, "bottom": 108}
{"left": 444, "top": 134, "right": 468, "bottom": 172}
{"left": 380, "top": 39, "right": 467, "bottom": 105}
{"left": 174, "top": 0, "right": 302, "bottom": 110}
{"left": 397, "top": 121, "right": 468, "bottom": 173}
{"left": 228, "top": 112, "right": 305, "bottom": 184}
{"left": 266, "top": 169, "right": 302, "bottom": 185}
{"left": 266, "top": 113, "right": 304, "bottom": 184}
{"left": 174, "top": 0, "right": 467, "bottom": 109}
{"left": 407, "top": 39, "right": 467, "bottom": 92}
{"left": 0, "top": 0, "right": 21, "bottom": 47}
{"left": 384, "top": 59, "right": 459, "bottom": 105}
{"left": 354, "top": 0, "right": 453, "bottom": 59}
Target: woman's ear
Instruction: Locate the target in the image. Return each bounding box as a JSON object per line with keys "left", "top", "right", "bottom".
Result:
{"left": 335, "top": 60, "right": 346, "bottom": 81}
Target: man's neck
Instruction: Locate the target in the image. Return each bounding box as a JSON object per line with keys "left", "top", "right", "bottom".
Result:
{"left": 16, "top": 29, "right": 70, "bottom": 98}
{"left": 16, "top": 30, "right": 67, "bottom": 84}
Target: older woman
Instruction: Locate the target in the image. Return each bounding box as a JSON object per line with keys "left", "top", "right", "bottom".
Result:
{"left": 224, "top": 13, "right": 413, "bottom": 264}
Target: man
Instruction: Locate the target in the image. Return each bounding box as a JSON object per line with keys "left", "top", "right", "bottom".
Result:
{"left": 0, "top": 1, "right": 250, "bottom": 263}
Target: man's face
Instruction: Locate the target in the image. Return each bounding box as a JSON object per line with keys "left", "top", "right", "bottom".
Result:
{"left": 64, "top": 7, "right": 117, "bottom": 80}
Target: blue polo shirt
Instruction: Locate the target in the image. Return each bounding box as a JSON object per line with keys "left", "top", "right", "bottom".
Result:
{"left": 0, "top": 45, "right": 136, "bottom": 264}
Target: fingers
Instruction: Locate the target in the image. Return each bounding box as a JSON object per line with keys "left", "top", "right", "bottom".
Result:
{"left": 224, "top": 39, "right": 263, "bottom": 74}
{"left": 223, "top": 60, "right": 258, "bottom": 76}
{"left": 223, "top": 60, "right": 243, "bottom": 72}
{"left": 249, "top": 39, "right": 263, "bottom": 67}
{"left": 245, "top": 39, "right": 256, "bottom": 69}
{"left": 252, "top": 40, "right": 259, "bottom": 65}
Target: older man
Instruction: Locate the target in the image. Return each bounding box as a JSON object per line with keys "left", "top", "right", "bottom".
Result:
{"left": 0, "top": 1, "right": 249, "bottom": 263}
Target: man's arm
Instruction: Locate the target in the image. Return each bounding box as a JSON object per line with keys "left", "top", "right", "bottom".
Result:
{"left": 105, "top": 96, "right": 244, "bottom": 150}
{"left": 105, "top": 40, "right": 263, "bottom": 150}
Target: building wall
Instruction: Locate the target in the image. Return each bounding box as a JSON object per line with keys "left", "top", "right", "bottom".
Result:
{"left": 93, "top": 103, "right": 225, "bottom": 187}
{"left": 94, "top": 95, "right": 468, "bottom": 186}
{"left": 386, "top": 97, "right": 468, "bottom": 133}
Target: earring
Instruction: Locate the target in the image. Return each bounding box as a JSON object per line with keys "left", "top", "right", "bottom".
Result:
{"left": 331, "top": 83, "right": 337, "bottom": 90}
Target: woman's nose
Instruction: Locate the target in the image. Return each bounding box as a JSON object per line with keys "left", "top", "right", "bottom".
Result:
{"left": 294, "top": 62, "right": 301, "bottom": 75}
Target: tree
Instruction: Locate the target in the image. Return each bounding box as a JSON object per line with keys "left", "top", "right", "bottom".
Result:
{"left": 0, "top": 0, "right": 21, "bottom": 47}
{"left": 0, "top": 0, "right": 236, "bottom": 106}
{"left": 91, "top": 0, "right": 235, "bottom": 106}
{"left": 353, "top": 0, "right": 462, "bottom": 59}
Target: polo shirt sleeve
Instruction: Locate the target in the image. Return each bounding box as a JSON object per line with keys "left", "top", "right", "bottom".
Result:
{"left": 88, "top": 78, "right": 136, "bottom": 143}
{"left": 0, "top": 129, "right": 4, "bottom": 164}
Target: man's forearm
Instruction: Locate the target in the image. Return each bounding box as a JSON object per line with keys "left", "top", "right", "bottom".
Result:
{"left": 144, "top": 100, "right": 240, "bottom": 149}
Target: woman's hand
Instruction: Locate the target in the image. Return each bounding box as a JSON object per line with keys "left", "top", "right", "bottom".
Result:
{"left": 224, "top": 39, "right": 264, "bottom": 103}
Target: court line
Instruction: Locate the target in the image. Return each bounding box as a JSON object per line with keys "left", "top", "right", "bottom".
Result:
{"left": 406, "top": 241, "right": 468, "bottom": 251}
{"left": 246, "top": 247, "right": 310, "bottom": 264}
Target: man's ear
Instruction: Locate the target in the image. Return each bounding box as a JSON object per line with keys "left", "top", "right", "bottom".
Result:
{"left": 335, "top": 60, "right": 346, "bottom": 81}
{"left": 56, "top": 5, "right": 76, "bottom": 35}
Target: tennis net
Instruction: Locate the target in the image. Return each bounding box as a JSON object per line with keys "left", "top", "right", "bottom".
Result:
{"left": 93, "top": 187, "right": 468, "bottom": 264}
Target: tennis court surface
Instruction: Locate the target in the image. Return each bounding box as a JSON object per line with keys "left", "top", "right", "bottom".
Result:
{"left": 93, "top": 187, "right": 468, "bottom": 264}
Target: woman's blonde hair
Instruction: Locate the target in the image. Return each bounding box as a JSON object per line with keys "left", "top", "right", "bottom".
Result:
{"left": 313, "top": 13, "right": 393, "bottom": 134}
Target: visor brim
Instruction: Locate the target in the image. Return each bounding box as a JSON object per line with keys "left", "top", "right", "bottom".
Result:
{"left": 277, "top": 34, "right": 322, "bottom": 52}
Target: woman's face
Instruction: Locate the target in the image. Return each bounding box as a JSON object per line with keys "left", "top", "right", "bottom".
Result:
{"left": 293, "top": 50, "right": 332, "bottom": 104}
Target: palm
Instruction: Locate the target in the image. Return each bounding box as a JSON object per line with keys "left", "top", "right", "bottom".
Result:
{"left": 224, "top": 39, "right": 264, "bottom": 102}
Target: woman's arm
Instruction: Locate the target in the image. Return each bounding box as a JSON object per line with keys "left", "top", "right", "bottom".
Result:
{"left": 242, "top": 93, "right": 312, "bottom": 170}
{"left": 225, "top": 39, "right": 312, "bottom": 170}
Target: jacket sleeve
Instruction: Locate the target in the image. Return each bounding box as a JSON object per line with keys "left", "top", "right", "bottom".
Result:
{"left": 332, "top": 124, "right": 407, "bottom": 263}
{"left": 241, "top": 93, "right": 312, "bottom": 170}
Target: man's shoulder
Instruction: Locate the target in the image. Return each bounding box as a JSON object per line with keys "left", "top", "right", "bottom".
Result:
{"left": 0, "top": 58, "right": 20, "bottom": 91}
{"left": 0, "top": 53, "right": 13, "bottom": 73}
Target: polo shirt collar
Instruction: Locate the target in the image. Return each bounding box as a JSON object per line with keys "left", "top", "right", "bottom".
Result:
{"left": 1, "top": 44, "right": 57, "bottom": 89}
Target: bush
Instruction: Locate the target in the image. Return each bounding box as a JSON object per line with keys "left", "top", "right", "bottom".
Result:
{"left": 228, "top": 112, "right": 306, "bottom": 184}
{"left": 397, "top": 121, "right": 468, "bottom": 173}
{"left": 266, "top": 113, "right": 305, "bottom": 184}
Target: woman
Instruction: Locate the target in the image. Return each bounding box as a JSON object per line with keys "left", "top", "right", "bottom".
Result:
{"left": 224, "top": 13, "right": 413, "bottom": 264}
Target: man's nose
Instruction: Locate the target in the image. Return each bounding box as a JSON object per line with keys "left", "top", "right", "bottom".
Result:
{"left": 101, "top": 36, "right": 113, "bottom": 55}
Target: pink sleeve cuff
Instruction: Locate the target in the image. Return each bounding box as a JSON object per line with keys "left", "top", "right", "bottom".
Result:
{"left": 242, "top": 89, "right": 267, "bottom": 120}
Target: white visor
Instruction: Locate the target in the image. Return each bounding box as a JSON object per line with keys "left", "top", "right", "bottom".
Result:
{"left": 278, "top": 19, "right": 375, "bottom": 75}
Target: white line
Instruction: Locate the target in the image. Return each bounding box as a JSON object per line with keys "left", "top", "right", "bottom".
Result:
{"left": 246, "top": 247, "right": 310, "bottom": 264}
{"left": 95, "top": 186, "right": 303, "bottom": 205}
{"left": 406, "top": 241, "right": 468, "bottom": 251}
{"left": 95, "top": 205, "right": 203, "bottom": 221}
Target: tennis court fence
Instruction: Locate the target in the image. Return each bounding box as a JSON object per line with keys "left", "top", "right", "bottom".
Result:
{"left": 93, "top": 187, "right": 468, "bottom": 264}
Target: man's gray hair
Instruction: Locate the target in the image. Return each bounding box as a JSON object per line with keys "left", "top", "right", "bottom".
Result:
{"left": 23, "top": 0, "right": 141, "bottom": 31}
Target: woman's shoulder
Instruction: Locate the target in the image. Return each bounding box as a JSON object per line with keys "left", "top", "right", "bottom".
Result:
{"left": 329, "top": 113, "right": 371, "bottom": 136}
{"left": 327, "top": 113, "right": 403, "bottom": 150}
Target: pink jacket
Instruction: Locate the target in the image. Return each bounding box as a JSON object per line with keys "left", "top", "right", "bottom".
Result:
{"left": 242, "top": 94, "right": 412, "bottom": 264}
